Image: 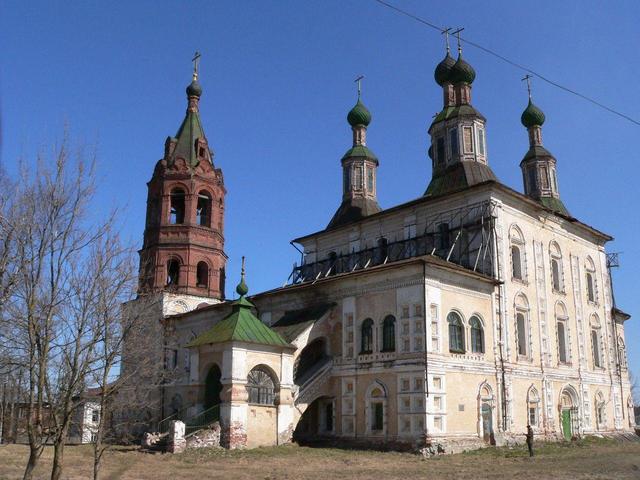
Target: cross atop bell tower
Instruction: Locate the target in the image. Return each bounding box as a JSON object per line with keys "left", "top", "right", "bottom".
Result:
{"left": 138, "top": 55, "right": 227, "bottom": 299}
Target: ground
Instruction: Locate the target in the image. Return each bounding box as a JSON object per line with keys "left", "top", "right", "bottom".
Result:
{"left": 1, "top": 438, "right": 639, "bottom": 480}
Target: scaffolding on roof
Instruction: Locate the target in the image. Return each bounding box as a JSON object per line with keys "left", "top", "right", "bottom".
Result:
{"left": 289, "top": 200, "right": 498, "bottom": 284}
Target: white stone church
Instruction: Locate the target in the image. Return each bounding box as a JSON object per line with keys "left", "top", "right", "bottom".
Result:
{"left": 120, "top": 44, "right": 635, "bottom": 451}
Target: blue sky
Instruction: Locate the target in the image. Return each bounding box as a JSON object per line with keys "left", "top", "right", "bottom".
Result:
{"left": 2, "top": 1, "right": 639, "bottom": 374}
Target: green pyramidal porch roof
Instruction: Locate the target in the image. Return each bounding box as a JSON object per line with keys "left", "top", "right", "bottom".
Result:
{"left": 170, "top": 109, "right": 206, "bottom": 167}
{"left": 186, "top": 297, "right": 291, "bottom": 348}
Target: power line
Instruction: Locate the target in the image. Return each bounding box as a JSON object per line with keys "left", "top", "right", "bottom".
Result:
{"left": 372, "top": 0, "right": 640, "bottom": 127}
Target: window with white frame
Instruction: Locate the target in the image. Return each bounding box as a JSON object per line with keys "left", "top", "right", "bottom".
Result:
{"left": 527, "top": 386, "right": 540, "bottom": 427}
{"left": 515, "top": 293, "right": 530, "bottom": 358}
{"left": 550, "top": 242, "right": 564, "bottom": 293}
{"left": 555, "top": 302, "right": 569, "bottom": 364}
{"left": 509, "top": 225, "right": 526, "bottom": 282}
{"left": 430, "top": 304, "right": 440, "bottom": 353}
{"left": 470, "top": 315, "right": 484, "bottom": 354}
{"left": 585, "top": 256, "right": 597, "bottom": 303}
{"left": 590, "top": 313, "right": 602, "bottom": 368}
{"left": 447, "top": 311, "right": 465, "bottom": 353}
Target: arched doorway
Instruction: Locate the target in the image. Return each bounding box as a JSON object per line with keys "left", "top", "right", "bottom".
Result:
{"left": 560, "top": 387, "right": 578, "bottom": 440}
{"left": 204, "top": 364, "right": 222, "bottom": 410}
{"left": 477, "top": 382, "right": 494, "bottom": 444}
{"left": 294, "top": 338, "right": 329, "bottom": 385}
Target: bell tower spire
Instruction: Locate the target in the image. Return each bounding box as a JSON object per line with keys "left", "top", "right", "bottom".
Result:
{"left": 327, "top": 78, "right": 382, "bottom": 229}
{"left": 139, "top": 53, "right": 227, "bottom": 299}
{"left": 519, "top": 78, "right": 569, "bottom": 216}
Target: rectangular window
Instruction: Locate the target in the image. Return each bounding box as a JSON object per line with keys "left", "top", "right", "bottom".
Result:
{"left": 367, "top": 168, "right": 374, "bottom": 192}
{"left": 401, "top": 378, "right": 410, "bottom": 392}
{"left": 432, "top": 376, "right": 442, "bottom": 390}
{"left": 463, "top": 126, "right": 474, "bottom": 153}
{"left": 433, "top": 396, "right": 442, "bottom": 410}
{"left": 433, "top": 416, "right": 443, "bottom": 432}
{"left": 592, "top": 330, "right": 601, "bottom": 367}
{"left": 477, "top": 127, "right": 485, "bottom": 155}
{"left": 354, "top": 166, "right": 363, "bottom": 190}
{"left": 430, "top": 304, "right": 439, "bottom": 353}
{"left": 517, "top": 313, "right": 528, "bottom": 356}
{"left": 343, "top": 168, "right": 351, "bottom": 194}
{"left": 541, "top": 165, "right": 550, "bottom": 189}
{"left": 557, "top": 321, "right": 567, "bottom": 363}
{"left": 414, "top": 304, "right": 423, "bottom": 317}
{"left": 436, "top": 137, "right": 445, "bottom": 165}
{"left": 529, "top": 406, "right": 538, "bottom": 427}
{"left": 450, "top": 128, "right": 459, "bottom": 157}
{"left": 528, "top": 168, "right": 537, "bottom": 192}
{"left": 402, "top": 306, "right": 410, "bottom": 318}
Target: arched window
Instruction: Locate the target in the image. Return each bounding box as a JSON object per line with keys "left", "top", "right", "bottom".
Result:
{"left": 585, "top": 256, "right": 596, "bottom": 303}
{"left": 515, "top": 293, "right": 530, "bottom": 357}
{"left": 361, "top": 318, "right": 373, "bottom": 354}
{"left": 509, "top": 226, "right": 525, "bottom": 281}
{"left": 196, "top": 261, "right": 209, "bottom": 288}
{"left": 196, "top": 191, "right": 212, "bottom": 227}
{"left": 550, "top": 242, "right": 563, "bottom": 292}
{"left": 556, "top": 302, "right": 569, "bottom": 364}
{"left": 170, "top": 188, "right": 186, "bottom": 224}
{"left": 527, "top": 386, "right": 540, "bottom": 427}
{"left": 470, "top": 316, "right": 484, "bottom": 354}
{"left": 618, "top": 337, "right": 627, "bottom": 369}
{"left": 381, "top": 315, "right": 396, "bottom": 352}
{"left": 516, "top": 312, "right": 528, "bottom": 357}
{"left": 246, "top": 367, "right": 276, "bottom": 405}
{"left": 166, "top": 259, "right": 180, "bottom": 286}
{"left": 590, "top": 314, "right": 602, "bottom": 368}
{"left": 447, "top": 311, "right": 465, "bottom": 353}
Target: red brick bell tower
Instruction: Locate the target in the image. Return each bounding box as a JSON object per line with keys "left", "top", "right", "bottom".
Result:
{"left": 138, "top": 59, "right": 226, "bottom": 300}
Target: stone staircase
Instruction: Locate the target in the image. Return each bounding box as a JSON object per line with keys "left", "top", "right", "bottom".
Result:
{"left": 293, "top": 357, "right": 333, "bottom": 416}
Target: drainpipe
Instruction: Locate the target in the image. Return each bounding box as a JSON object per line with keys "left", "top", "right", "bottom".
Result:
{"left": 422, "top": 260, "right": 430, "bottom": 444}
{"left": 491, "top": 216, "right": 508, "bottom": 432}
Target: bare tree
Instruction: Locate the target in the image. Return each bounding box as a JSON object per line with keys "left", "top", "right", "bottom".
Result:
{"left": 0, "top": 138, "right": 107, "bottom": 480}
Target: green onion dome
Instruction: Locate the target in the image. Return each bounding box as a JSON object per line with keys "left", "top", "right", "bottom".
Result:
{"left": 521, "top": 99, "right": 546, "bottom": 128}
{"left": 449, "top": 54, "right": 476, "bottom": 85}
{"left": 434, "top": 52, "right": 456, "bottom": 86}
{"left": 186, "top": 79, "right": 203, "bottom": 97}
{"left": 347, "top": 99, "right": 372, "bottom": 127}
{"left": 236, "top": 276, "right": 248, "bottom": 297}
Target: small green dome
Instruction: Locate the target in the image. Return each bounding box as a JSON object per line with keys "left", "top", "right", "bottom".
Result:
{"left": 449, "top": 54, "right": 476, "bottom": 85}
{"left": 186, "top": 79, "right": 202, "bottom": 97}
{"left": 434, "top": 52, "right": 456, "bottom": 86}
{"left": 236, "top": 276, "right": 248, "bottom": 297}
{"left": 347, "top": 99, "right": 372, "bottom": 127}
{"left": 521, "top": 99, "right": 546, "bottom": 128}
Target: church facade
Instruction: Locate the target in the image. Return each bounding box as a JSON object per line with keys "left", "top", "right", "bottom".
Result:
{"left": 121, "top": 46, "right": 634, "bottom": 451}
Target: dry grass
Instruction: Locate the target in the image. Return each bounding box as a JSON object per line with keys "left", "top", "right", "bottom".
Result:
{"left": 1, "top": 438, "right": 639, "bottom": 480}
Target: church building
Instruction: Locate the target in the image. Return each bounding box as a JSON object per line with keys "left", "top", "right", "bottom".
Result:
{"left": 120, "top": 43, "right": 634, "bottom": 451}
